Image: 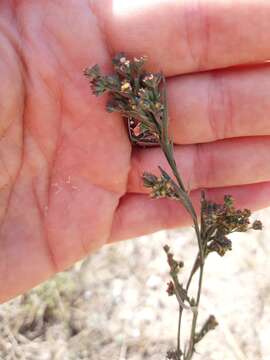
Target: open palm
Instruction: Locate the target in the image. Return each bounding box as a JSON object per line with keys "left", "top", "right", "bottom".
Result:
{"left": 2, "top": 0, "right": 270, "bottom": 301}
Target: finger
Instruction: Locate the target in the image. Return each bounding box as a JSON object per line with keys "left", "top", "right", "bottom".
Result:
{"left": 96, "top": 0, "right": 270, "bottom": 75}
{"left": 167, "top": 64, "right": 270, "bottom": 144}
{"left": 128, "top": 137, "right": 270, "bottom": 193}
{"left": 110, "top": 181, "right": 270, "bottom": 242}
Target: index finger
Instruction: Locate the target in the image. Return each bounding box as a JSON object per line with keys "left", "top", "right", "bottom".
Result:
{"left": 94, "top": 0, "right": 270, "bottom": 75}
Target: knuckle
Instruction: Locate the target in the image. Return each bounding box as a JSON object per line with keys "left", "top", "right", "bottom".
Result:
{"left": 207, "top": 72, "right": 234, "bottom": 140}
{"left": 183, "top": 0, "right": 210, "bottom": 71}
{"left": 193, "top": 143, "right": 215, "bottom": 189}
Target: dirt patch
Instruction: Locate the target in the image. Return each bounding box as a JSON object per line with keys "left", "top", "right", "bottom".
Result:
{"left": 0, "top": 208, "right": 269, "bottom": 359}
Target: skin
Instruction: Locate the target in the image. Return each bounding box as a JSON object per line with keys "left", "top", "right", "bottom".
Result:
{"left": 1, "top": 0, "right": 270, "bottom": 302}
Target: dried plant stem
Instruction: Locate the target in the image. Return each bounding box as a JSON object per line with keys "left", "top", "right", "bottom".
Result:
{"left": 177, "top": 253, "right": 199, "bottom": 360}
{"left": 177, "top": 308, "right": 182, "bottom": 354}
{"left": 159, "top": 85, "right": 205, "bottom": 358}
{"left": 160, "top": 141, "right": 205, "bottom": 360}
{"left": 85, "top": 53, "right": 263, "bottom": 360}
{"left": 186, "top": 253, "right": 200, "bottom": 291}
{"left": 185, "top": 267, "right": 204, "bottom": 360}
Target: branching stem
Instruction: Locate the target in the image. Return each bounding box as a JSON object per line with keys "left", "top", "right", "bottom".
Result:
{"left": 85, "top": 53, "right": 263, "bottom": 360}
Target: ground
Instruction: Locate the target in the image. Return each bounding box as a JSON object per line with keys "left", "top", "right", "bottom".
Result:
{"left": 0, "top": 208, "right": 270, "bottom": 360}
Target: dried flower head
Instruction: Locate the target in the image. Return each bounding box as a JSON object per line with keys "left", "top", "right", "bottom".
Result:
{"left": 252, "top": 219, "right": 263, "bottom": 230}
{"left": 206, "top": 235, "right": 232, "bottom": 257}
{"left": 166, "top": 281, "right": 175, "bottom": 296}
{"left": 194, "top": 315, "right": 218, "bottom": 344}
{"left": 142, "top": 171, "right": 180, "bottom": 200}
{"left": 163, "top": 245, "right": 183, "bottom": 274}
{"left": 201, "top": 192, "right": 263, "bottom": 257}
{"left": 84, "top": 53, "right": 166, "bottom": 146}
{"left": 202, "top": 193, "right": 255, "bottom": 235}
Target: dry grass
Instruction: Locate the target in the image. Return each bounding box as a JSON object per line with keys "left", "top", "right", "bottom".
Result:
{"left": 1, "top": 208, "right": 270, "bottom": 360}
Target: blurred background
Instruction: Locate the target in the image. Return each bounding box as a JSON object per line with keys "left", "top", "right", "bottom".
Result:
{"left": 0, "top": 207, "right": 270, "bottom": 360}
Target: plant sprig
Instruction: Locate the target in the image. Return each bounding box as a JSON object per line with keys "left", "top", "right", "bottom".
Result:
{"left": 84, "top": 53, "right": 263, "bottom": 360}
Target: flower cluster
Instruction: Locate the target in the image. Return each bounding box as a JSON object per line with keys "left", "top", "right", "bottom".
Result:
{"left": 84, "top": 53, "right": 165, "bottom": 146}
{"left": 166, "top": 281, "right": 175, "bottom": 296}
{"left": 194, "top": 315, "right": 218, "bottom": 345}
{"left": 142, "top": 171, "right": 180, "bottom": 200}
{"left": 201, "top": 193, "right": 262, "bottom": 257}
{"left": 163, "top": 245, "right": 184, "bottom": 274}
{"left": 202, "top": 194, "right": 250, "bottom": 233}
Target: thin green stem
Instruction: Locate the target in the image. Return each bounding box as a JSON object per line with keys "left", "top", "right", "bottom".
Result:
{"left": 186, "top": 253, "right": 200, "bottom": 292}
{"left": 185, "top": 265, "right": 205, "bottom": 360}
{"left": 160, "top": 72, "right": 205, "bottom": 360}
{"left": 177, "top": 306, "right": 183, "bottom": 357}
{"left": 161, "top": 142, "right": 205, "bottom": 360}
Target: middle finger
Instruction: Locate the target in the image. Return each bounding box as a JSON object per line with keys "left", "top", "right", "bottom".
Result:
{"left": 128, "top": 136, "right": 270, "bottom": 193}
{"left": 167, "top": 64, "right": 270, "bottom": 144}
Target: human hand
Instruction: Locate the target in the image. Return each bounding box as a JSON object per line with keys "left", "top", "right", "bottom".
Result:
{"left": 1, "top": 0, "right": 270, "bottom": 301}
